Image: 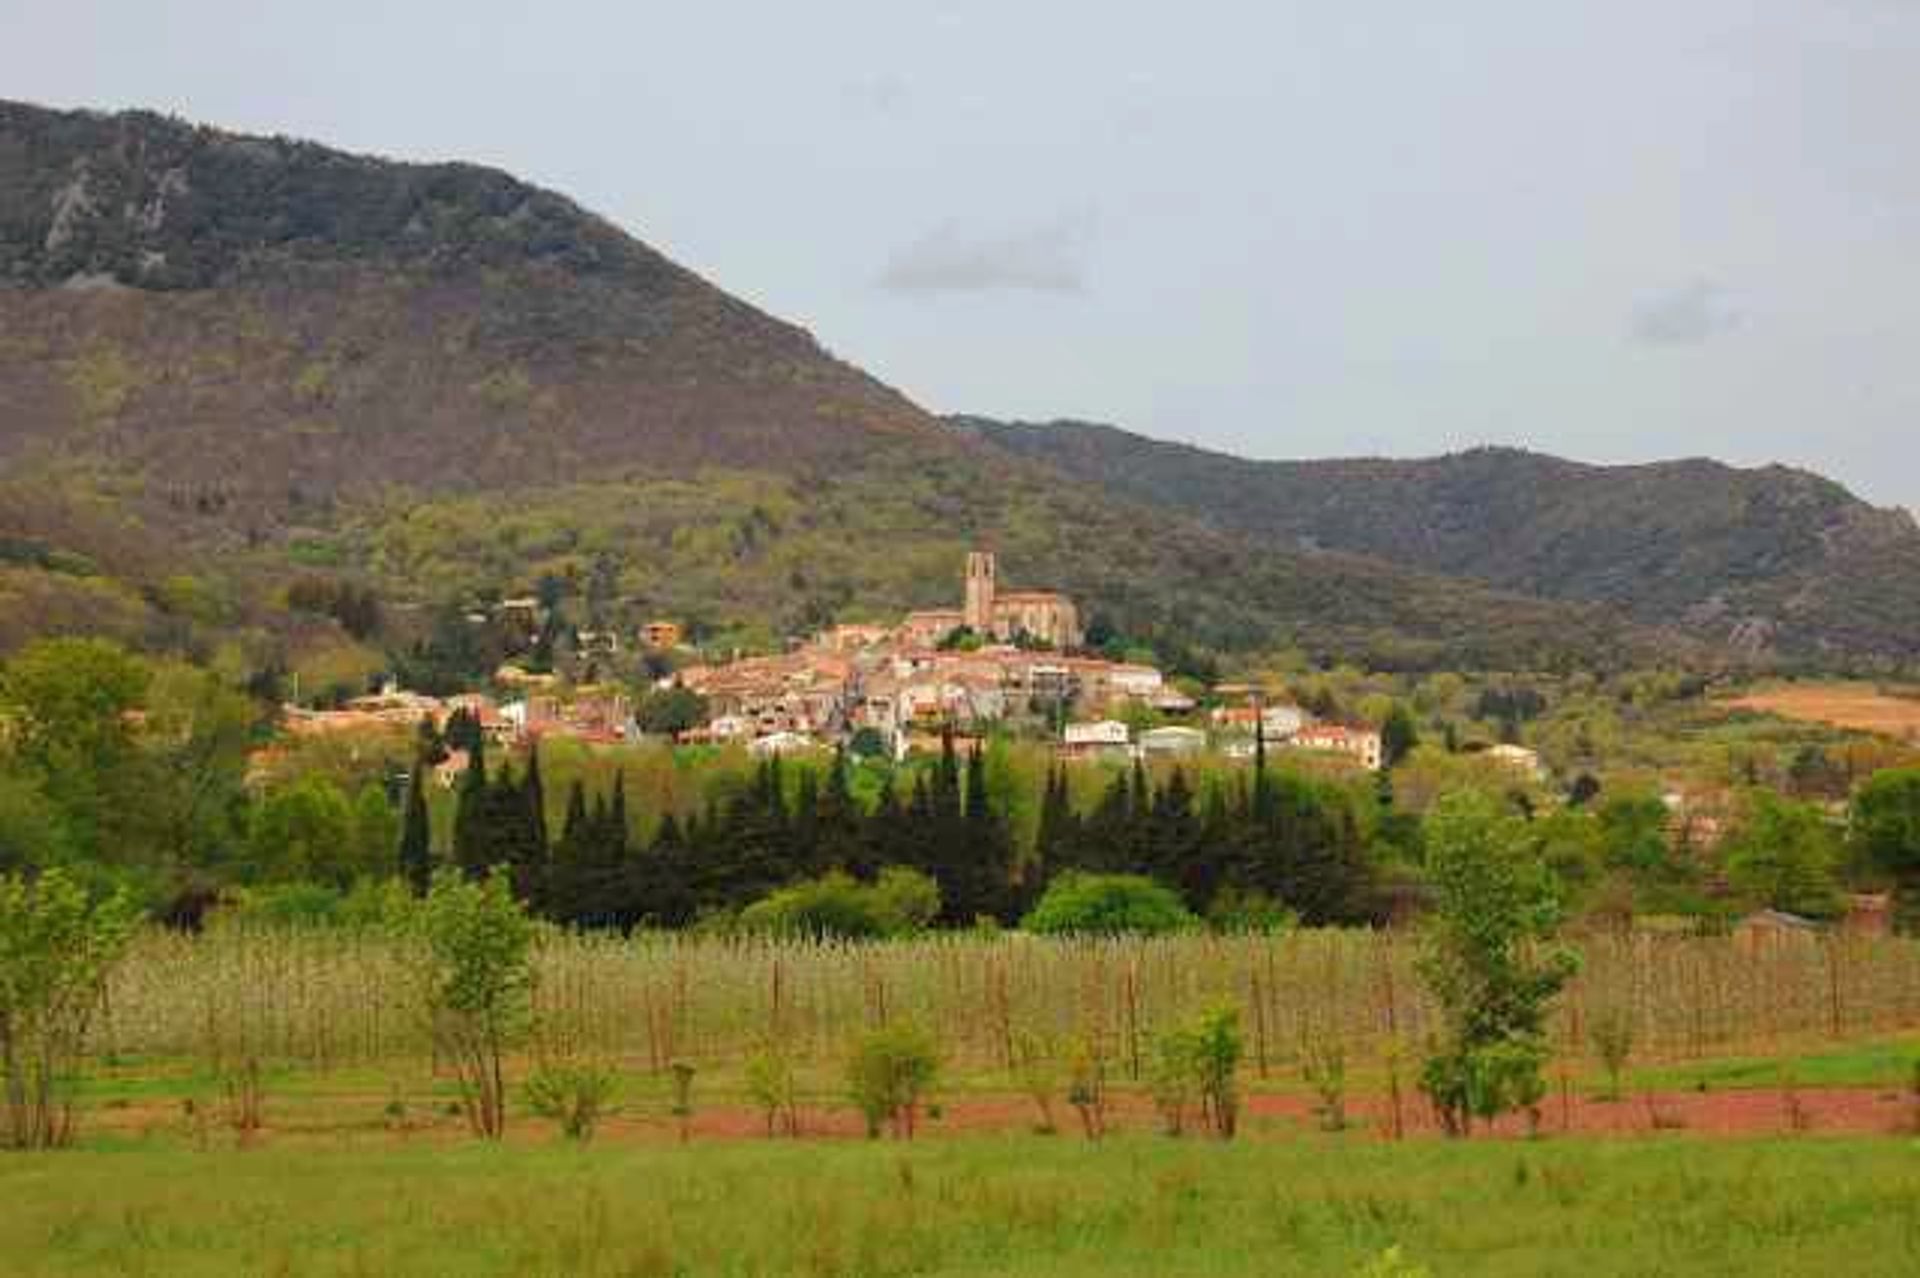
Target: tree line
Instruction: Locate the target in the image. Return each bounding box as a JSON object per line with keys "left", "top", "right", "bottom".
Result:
{"left": 430, "top": 730, "right": 1377, "bottom": 932}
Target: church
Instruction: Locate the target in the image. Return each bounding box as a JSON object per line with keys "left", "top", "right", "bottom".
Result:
{"left": 897, "top": 551, "right": 1081, "bottom": 649}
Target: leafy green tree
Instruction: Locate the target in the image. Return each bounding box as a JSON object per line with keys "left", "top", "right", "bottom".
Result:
{"left": 1597, "top": 793, "right": 1670, "bottom": 873}
{"left": 1022, "top": 872, "right": 1196, "bottom": 936}
{"left": 1381, "top": 703, "right": 1421, "bottom": 769}
{"left": 350, "top": 783, "right": 399, "bottom": 881}
{"left": 0, "top": 868, "right": 139, "bottom": 1149}
{"left": 138, "top": 662, "right": 257, "bottom": 877}
{"left": 1723, "top": 792, "right": 1843, "bottom": 920}
{"left": 0, "top": 638, "right": 149, "bottom": 866}
{"left": 1417, "top": 791, "right": 1578, "bottom": 1137}
{"left": 845, "top": 1022, "right": 939, "bottom": 1139}
{"left": 248, "top": 776, "right": 358, "bottom": 887}
{"left": 0, "top": 774, "right": 71, "bottom": 878}
{"left": 1852, "top": 768, "right": 1920, "bottom": 926}
{"left": 635, "top": 686, "right": 708, "bottom": 737}
{"left": 411, "top": 869, "right": 535, "bottom": 1140}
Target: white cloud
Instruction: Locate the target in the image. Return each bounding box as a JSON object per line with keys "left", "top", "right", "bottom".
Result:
{"left": 879, "top": 218, "right": 1090, "bottom": 295}
{"left": 1630, "top": 280, "right": 1742, "bottom": 346}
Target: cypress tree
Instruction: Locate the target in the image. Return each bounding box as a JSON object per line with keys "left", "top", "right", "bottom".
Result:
{"left": 818, "top": 748, "right": 860, "bottom": 871}
{"left": 451, "top": 733, "right": 489, "bottom": 877}
{"left": 522, "top": 743, "right": 549, "bottom": 857}
{"left": 548, "top": 780, "right": 593, "bottom": 925}
{"left": 791, "top": 766, "right": 823, "bottom": 876}
{"left": 959, "top": 744, "right": 1013, "bottom": 922}
{"left": 399, "top": 762, "right": 433, "bottom": 894}
{"left": 1148, "top": 765, "right": 1198, "bottom": 887}
{"left": 1081, "top": 767, "right": 1132, "bottom": 873}
{"left": 1033, "top": 764, "right": 1076, "bottom": 885}
{"left": 645, "top": 811, "right": 697, "bottom": 927}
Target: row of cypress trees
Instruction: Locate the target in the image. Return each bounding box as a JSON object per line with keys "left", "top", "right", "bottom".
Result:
{"left": 399, "top": 729, "right": 1375, "bottom": 931}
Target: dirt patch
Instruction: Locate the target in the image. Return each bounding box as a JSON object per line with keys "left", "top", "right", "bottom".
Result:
{"left": 1724, "top": 684, "right": 1920, "bottom": 740}
{"left": 85, "top": 1085, "right": 1920, "bottom": 1149}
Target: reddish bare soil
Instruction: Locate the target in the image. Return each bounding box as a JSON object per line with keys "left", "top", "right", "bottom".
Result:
{"left": 1724, "top": 684, "right": 1920, "bottom": 740}
{"left": 94, "top": 1086, "right": 1920, "bottom": 1149}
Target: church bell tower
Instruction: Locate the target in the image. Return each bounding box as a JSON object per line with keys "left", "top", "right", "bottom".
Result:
{"left": 963, "top": 550, "right": 997, "bottom": 635}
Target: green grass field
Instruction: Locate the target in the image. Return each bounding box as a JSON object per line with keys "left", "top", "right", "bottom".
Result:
{"left": 7, "top": 1134, "right": 1920, "bottom": 1277}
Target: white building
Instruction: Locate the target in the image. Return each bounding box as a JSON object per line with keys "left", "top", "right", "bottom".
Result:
{"left": 1483, "top": 743, "right": 1548, "bottom": 782}
{"left": 1139, "top": 726, "right": 1208, "bottom": 757}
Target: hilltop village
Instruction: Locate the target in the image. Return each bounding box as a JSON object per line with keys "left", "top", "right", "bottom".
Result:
{"left": 282, "top": 551, "right": 1389, "bottom": 774}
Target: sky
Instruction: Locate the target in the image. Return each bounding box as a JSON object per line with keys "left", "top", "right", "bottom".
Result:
{"left": 3, "top": 0, "right": 1917, "bottom": 512}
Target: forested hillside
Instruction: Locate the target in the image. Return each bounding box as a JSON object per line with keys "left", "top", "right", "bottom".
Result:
{"left": 0, "top": 100, "right": 1663, "bottom": 674}
{"left": 960, "top": 417, "right": 1920, "bottom": 669}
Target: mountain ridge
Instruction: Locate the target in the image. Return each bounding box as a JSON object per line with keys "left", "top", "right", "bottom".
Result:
{"left": 956, "top": 416, "right": 1920, "bottom": 666}
{"left": 0, "top": 100, "right": 1713, "bottom": 673}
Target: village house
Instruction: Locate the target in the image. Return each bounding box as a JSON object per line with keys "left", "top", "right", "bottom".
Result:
{"left": 1062, "top": 719, "right": 1132, "bottom": 760}
{"left": 1483, "top": 742, "right": 1548, "bottom": 782}
{"left": 1139, "top": 725, "right": 1208, "bottom": 757}
{"left": 1287, "top": 724, "right": 1384, "bottom": 771}
{"left": 641, "top": 619, "right": 683, "bottom": 650}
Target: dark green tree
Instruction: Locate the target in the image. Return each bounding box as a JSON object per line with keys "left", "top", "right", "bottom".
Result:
{"left": 399, "top": 763, "right": 433, "bottom": 894}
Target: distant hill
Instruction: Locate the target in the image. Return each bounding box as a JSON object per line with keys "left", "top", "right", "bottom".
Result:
{"left": 0, "top": 100, "right": 1673, "bottom": 673}
{"left": 958, "top": 417, "right": 1920, "bottom": 668}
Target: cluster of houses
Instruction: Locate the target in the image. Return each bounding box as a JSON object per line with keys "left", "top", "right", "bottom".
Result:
{"left": 666, "top": 552, "right": 1393, "bottom": 770}
{"left": 1057, "top": 701, "right": 1385, "bottom": 770}
{"left": 277, "top": 551, "right": 1398, "bottom": 774}
{"left": 675, "top": 630, "right": 1195, "bottom": 760}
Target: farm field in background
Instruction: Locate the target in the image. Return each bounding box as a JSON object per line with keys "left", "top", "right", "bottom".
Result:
{"left": 1724, "top": 682, "right": 1920, "bottom": 740}
{"left": 101, "top": 928, "right": 1920, "bottom": 1077}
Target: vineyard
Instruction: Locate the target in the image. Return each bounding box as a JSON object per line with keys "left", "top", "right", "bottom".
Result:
{"left": 101, "top": 927, "right": 1920, "bottom": 1082}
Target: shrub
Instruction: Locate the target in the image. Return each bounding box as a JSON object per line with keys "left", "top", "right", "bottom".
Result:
{"left": 1010, "top": 1028, "right": 1063, "bottom": 1134}
{"left": 1066, "top": 1036, "right": 1109, "bottom": 1141}
{"left": 1205, "top": 887, "right": 1296, "bottom": 935}
{"left": 1302, "top": 1036, "right": 1348, "bottom": 1132}
{"left": 744, "top": 1040, "right": 800, "bottom": 1138}
{"left": 1151, "top": 1003, "right": 1244, "bottom": 1139}
{"left": 1589, "top": 1007, "right": 1634, "bottom": 1102}
{"left": 525, "top": 1056, "right": 618, "bottom": 1143}
{"left": 1021, "top": 872, "right": 1196, "bottom": 937}
{"left": 846, "top": 1023, "right": 939, "bottom": 1140}
{"left": 737, "top": 869, "right": 940, "bottom": 940}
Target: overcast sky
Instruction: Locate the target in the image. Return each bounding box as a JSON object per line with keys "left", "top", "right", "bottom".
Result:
{"left": 4, "top": 0, "right": 1917, "bottom": 511}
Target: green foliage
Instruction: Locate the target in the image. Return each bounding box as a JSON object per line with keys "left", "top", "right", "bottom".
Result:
{"left": 743, "top": 1040, "right": 800, "bottom": 1138}
{"left": 736, "top": 869, "right": 940, "bottom": 940}
{"left": 412, "top": 869, "right": 535, "bottom": 1139}
{"left": 1381, "top": 703, "right": 1420, "bottom": 769}
{"left": 248, "top": 776, "right": 360, "bottom": 888}
{"left": 1355, "top": 1246, "right": 1434, "bottom": 1278}
{"left": 1149, "top": 1003, "right": 1243, "bottom": 1139}
{"left": 1021, "top": 872, "right": 1196, "bottom": 936}
{"left": 1417, "top": 791, "right": 1578, "bottom": 1136}
{"left": 0, "top": 867, "right": 139, "bottom": 1149}
{"left": 0, "top": 772, "right": 72, "bottom": 877}
{"left": 524, "top": 1056, "right": 617, "bottom": 1143}
{"left": 1722, "top": 792, "right": 1843, "bottom": 920}
{"left": 634, "top": 686, "right": 709, "bottom": 737}
{"left": 1590, "top": 1007, "right": 1635, "bottom": 1102}
{"left": 1852, "top": 768, "right": 1920, "bottom": 924}
{"left": 845, "top": 1022, "right": 939, "bottom": 1140}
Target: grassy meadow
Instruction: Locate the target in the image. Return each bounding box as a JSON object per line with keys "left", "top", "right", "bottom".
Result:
{"left": 8, "top": 1134, "right": 1920, "bottom": 1277}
